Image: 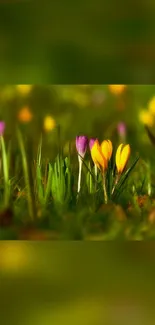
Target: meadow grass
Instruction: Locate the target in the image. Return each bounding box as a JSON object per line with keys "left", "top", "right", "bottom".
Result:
{"left": 0, "top": 126, "right": 155, "bottom": 240}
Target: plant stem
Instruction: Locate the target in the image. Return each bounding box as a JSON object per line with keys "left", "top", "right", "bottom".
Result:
{"left": 112, "top": 174, "right": 120, "bottom": 195}
{"left": 95, "top": 164, "right": 98, "bottom": 178}
{"left": 17, "top": 129, "right": 35, "bottom": 221}
{"left": 148, "top": 181, "right": 152, "bottom": 196}
{"left": 94, "top": 164, "right": 98, "bottom": 191}
{"left": 77, "top": 156, "right": 82, "bottom": 194}
{"left": 0, "top": 136, "right": 10, "bottom": 207}
{"left": 103, "top": 172, "right": 108, "bottom": 204}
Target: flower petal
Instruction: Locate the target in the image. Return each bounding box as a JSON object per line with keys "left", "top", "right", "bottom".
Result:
{"left": 116, "top": 143, "right": 124, "bottom": 173}
{"left": 76, "top": 136, "right": 88, "bottom": 157}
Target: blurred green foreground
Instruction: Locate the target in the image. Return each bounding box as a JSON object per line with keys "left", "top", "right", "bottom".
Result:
{"left": 1, "top": 243, "right": 155, "bottom": 325}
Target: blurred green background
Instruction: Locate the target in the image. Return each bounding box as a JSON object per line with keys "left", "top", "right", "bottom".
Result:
{"left": 1, "top": 84, "right": 155, "bottom": 163}
{"left": 0, "top": 0, "right": 155, "bottom": 83}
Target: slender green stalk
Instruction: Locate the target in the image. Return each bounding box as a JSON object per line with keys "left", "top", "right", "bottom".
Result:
{"left": 0, "top": 158, "right": 2, "bottom": 177}
{"left": 147, "top": 162, "right": 152, "bottom": 196}
{"left": 94, "top": 164, "right": 98, "bottom": 191}
{"left": 44, "top": 159, "right": 49, "bottom": 191}
{"left": 36, "top": 164, "right": 44, "bottom": 205}
{"left": 44, "top": 163, "right": 52, "bottom": 204}
{"left": 0, "top": 135, "right": 10, "bottom": 207}
{"left": 77, "top": 156, "right": 82, "bottom": 194}
{"left": 34, "top": 135, "right": 43, "bottom": 200}
{"left": 65, "top": 157, "right": 71, "bottom": 203}
{"left": 37, "top": 134, "right": 42, "bottom": 166}
{"left": 103, "top": 172, "right": 108, "bottom": 204}
{"left": 7, "top": 140, "right": 12, "bottom": 176}
{"left": 112, "top": 174, "right": 120, "bottom": 195}
{"left": 87, "top": 162, "right": 93, "bottom": 194}
{"left": 95, "top": 165, "right": 97, "bottom": 177}
{"left": 148, "top": 181, "right": 152, "bottom": 197}
{"left": 17, "top": 128, "right": 35, "bottom": 221}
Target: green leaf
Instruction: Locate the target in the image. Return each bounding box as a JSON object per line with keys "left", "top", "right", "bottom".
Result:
{"left": 17, "top": 128, "right": 35, "bottom": 221}
{"left": 0, "top": 135, "right": 10, "bottom": 207}
{"left": 36, "top": 164, "right": 44, "bottom": 205}
{"left": 37, "top": 134, "right": 42, "bottom": 167}
{"left": 112, "top": 156, "right": 140, "bottom": 200}
{"left": 44, "top": 163, "right": 53, "bottom": 204}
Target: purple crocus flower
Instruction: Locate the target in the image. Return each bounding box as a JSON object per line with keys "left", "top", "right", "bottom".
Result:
{"left": 89, "top": 138, "right": 98, "bottom": 150}
{"left": 76, "top": 135, "right": 88, "bottom": 194}
{"left": 117, "top": 122, "right": 126, "bottom": 138}
{"left": 76, "top": 136, "right": 88, "bottom": 158}
{"left": 0, "top": 121, "right": 5, "bottom": 136}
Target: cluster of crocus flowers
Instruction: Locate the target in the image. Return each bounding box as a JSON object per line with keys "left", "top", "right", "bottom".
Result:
{"left": 90, "top": 139, "right": 113, "bottom": 203}
{"left": 90, "top": 139, "right": 130, "bottom": 175}
{"left": 76, "top": 135, "right": 131, "bottom": 203}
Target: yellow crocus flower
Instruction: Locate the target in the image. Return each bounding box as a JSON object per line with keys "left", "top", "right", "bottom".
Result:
{"left": 116, "top": 143, "right": 131, "bottom": 174}
{"left": 90, "top": 140, "right": 107, "bottom": 172}
{"left": 101, "top": 140, "right": 113, "bottom": 161}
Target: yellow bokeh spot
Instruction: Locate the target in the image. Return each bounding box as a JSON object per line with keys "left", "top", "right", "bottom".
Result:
{"left": 148, "top": 96, "right": 155, "bottom": 115}
{"left": 108, "top": 85, "right": 127, "bottom": 95}
{"left": 0, "top": 243, "right": 29, "bottom": 272}
{"left": 43, "top": 115, "right": 56, "bottom": 132}
{"left": 16, "top": 84, "right": 32, "bottom": 95}
{"left": 139, "top": 110, "right": 154, "bottom": 127}
{"left": 18, "top": 106, "right": 33, "bottom": 123}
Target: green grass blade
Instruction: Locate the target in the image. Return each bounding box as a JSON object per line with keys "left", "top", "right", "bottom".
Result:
{"left": 37, "top": 134, "right": 42, "bottom": 166}
{"left": 17, "top": 128, "right": 35, "bottom": 221}
{"left": 36, "top": 164, "right": 44, "bottom": 205}
{"left": 0, "top": 136, "right": 10, "bottom": 207}
{"left": 112, "top": 156, "right": 140, "bottom": 200}
{"left": 65, "top": 157, "right": 71, "bottom": 202}
{"left": 7, "top": 140, "right": 12, "bottom": 176}
{"left": 44, "top": 163, "right": 53, "bottom": 204}
{"left": 78, "top": 153, "right": 98, "bottom": 184}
